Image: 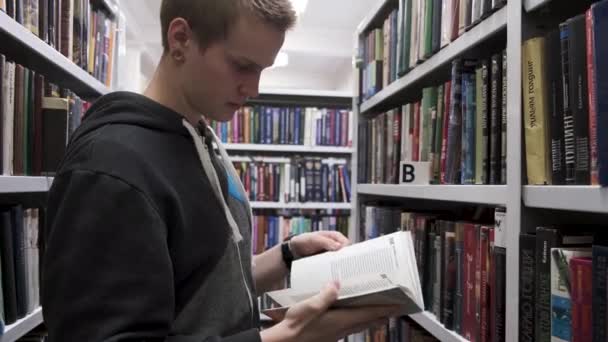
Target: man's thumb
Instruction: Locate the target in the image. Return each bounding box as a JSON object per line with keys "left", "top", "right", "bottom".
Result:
{"left": 309, "top": 281, "right": 340, "bottom": 313}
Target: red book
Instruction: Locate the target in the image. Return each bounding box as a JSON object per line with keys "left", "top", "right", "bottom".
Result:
{"left": 479, "top": 226, "right": 492, "bottom": 342}
{"left": 463, "top": 223, "right": 478, "bottom": 342}
{"left": 440, "top": 81, "right": 452, "bottom": 183}
{"left": 413, "top": 101, "right": 421, "bottom": 161}
{"left": 570, "top": 257, "right": 593, "bottom": 342}
{"left": 245, "top": 165, "right": 251, "bottom": 199}
{"left": 489, "top": 228, "right": 497, "bottom": 342}
{"left": 586, "top": 9, "right": 598, "bottom": 185}
{"left": 474, "top": 224, "right": 482, "bottom": 342}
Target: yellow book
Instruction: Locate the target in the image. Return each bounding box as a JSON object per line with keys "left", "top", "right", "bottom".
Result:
{"left": 243, "top": 107, "right": 250, "bottom": 143}
{"left": 522, "top": 37, "right": 552, "bottom": 185}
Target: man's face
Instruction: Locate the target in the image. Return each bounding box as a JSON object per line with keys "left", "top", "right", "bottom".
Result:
{"left": 180, "top": 14, "right": 285, "bottom": 122}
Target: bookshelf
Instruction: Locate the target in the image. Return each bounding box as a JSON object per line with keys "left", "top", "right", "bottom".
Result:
{"left": 0, "top": 11, "right": 110, "bottom": 98}
{"left": 250, "top": 201, "right": 351, "bottom": 210}
{"left": 1, "top": 307, "right": 43, "bottom": 342}
{"left": 224, "top": 144, "right": 354, "bottom": 154}
{"left": 360, "top": 6, "right": 507, "bottom": 114}
{"left": 0, "top": 177, "right": 53, "bottom": 193}
{"left": 352, "top": 0, "right": 522, "bottom": 340}
{"left": 357, "top": 184, "right": 508, "bottom": 206}
{"left": 524, "top": 186, "right": 608, "bottom": 214}
{"left": 524, "top": 0, "right": 551, "bottom": 11}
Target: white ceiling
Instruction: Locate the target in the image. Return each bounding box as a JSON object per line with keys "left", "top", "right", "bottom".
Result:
{"left": 119, "top": 0, "right": 378, "bottom": 93}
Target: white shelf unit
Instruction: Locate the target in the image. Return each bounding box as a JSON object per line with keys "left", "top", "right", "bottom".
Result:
{"left": 250, "top": 202, "right": 351, "bottom": 210}
{"left": 357, "top": 184, "right": 508, "bottom": 206}
{"left": 409, "top": 312, "right": 468, "bottom": 342}
{"left": 224, "top": 144, "right": 354, "bottom": 154}
{"left": 524, "top": 186, "right": 608, "bottom": 214}
{"left": 352, "top": 1, "right": 523, "bottom": 341}
{"left": 0, "top": 177, "right": 53, "bottom": 193}
{"left": 1, "top": 307, "right": 43, "bottom": 342}
{"left": 0, "top": 11, "right": 109, "bottom": 97}
{"left": 524, "top": 0, "right": 551, "bottom": 12}
{"left": 359, "top": 6, "right": 507, "bottom": 114}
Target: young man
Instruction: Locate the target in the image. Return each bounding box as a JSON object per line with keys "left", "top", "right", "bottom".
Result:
{"left": 42, "top": 0, "right": 398, "bottom": 341}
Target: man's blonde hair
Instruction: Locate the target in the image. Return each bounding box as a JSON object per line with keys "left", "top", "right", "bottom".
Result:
{"left": 160, "top": 0, "right": 296, "bottom": 51}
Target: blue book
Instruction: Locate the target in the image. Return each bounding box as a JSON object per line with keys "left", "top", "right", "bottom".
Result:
{"left": 316, "top": 118, "right": 322, "bottom": 146}
{"left": 288, "top": 108, "right": 295, "bottom": 144}
{"left": 265, "top": 107, "right": 273, "bottom": 144}
{"left": 592, "top": 1, "right": 608, "bottom": 186}
{"left": 279, "top": 108, "right": 285, "bottom": 144}
{"left": 462, "top": 72, "right": 477, "bottom": 184}
{"left": 259, "top": 106, "right": 265, "bottom": 144}
{"left": 342, "top": 165, "right": 352, "bottom": 201}
{"left": 221, "top": 122, "right": 227, "bottom": 143}
{"left": 294, "top": 107, "right": 301, "bottom": 145}
{"left": 321, "top": 164, "right": 329, "bottom": 202}
{"left": 391, "top": 10, "right": 399, "bottom": 82}
{"left": 335, "top": 110, "right": 342, "bottom": 146}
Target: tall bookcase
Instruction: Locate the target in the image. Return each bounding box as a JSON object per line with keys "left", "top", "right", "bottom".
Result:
{"left": 351, "top": 0, "right": 515, "bottom": 341}
{"left": 0, "top": 0, "right": 122, "bottom": 339}
{"left": 220, "top": 89, "right": 356, "bottom": 229}
{"left": 352, "top": 0, "right": 607, "bottom": 341}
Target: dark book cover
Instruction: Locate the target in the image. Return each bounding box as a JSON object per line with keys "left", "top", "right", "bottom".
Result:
{"left": 32, "top": 74, "right": 44, "bottom": 176}
{"left": 592, "top": 244, "right": 608, "bottom": 342}
{"left": 0, "top": 55, "right": 4, "bottom": 173}
{"left": 463, "top": 222, "right": 479, "bottom": 338}
{"left": 454, "top": 222, "right": 465, "bottom": 333}
{"left": 500, "top": 50, "right": 507, "bottom": 184}
{"left": 440, "top": 81, "right": 452, "bottom": 183}
{"left": 492, "top": 0, "right": 507, "bottom": 10}
{"left": 24, "top": 69, "right": 34, "bottom": 176}
{"left": 445, "top": 60, "right": 464, "bottom": 184}
{"left": 397, "top": 0, "right": 412, "bottom": 75}
{"left": 442, "top": 221, "right": 456, "bottom": 329}
{"left": 567, "top": 15, "right": 591, "bottom": 185}
{"left": 39, "top": 0, "right": 48, "bottom": 43}
{"left": 13, "top": 65, "right": 25, "bottom": 176}
{"left": 0, "top": 209, "right": 17, "bottom": 324}
{"left": 424, "top": 223, "right": 435, "bottom": 311}
{"left": 357, "top": 120, "right": 369, "bottom": 183}
{"left": 480, "top": 226, "right": 492, "bottom": 342}
{"left": 480, "top": 60, "right": 491, "bottom": 184}
{"left": 560, "top": 22, "right": 576, "bottom": 184}
{"left": 461, "top": 71, "right": 476, "bottom": 185}
{"left": 432, "top": 233, "right": 442, "bottom": 319}
{"left": 11, "top": 205, "right": 27, "bottom": 318}
{"left": 391, "top": 109, "right": 401, "bottom": 184}
{"left": 492, "top": 209, "right": 506, "bottom": 342}
{"left": 431, "top": 0, "right": 442, "bottom": 53}
{"left": 15, "top": 0, "right": 22, "bottom": 23}
{"left": 592, "top": 1, "right": 608, "bottom": 186}
{"left": 313, "top": 158, "right": 322, "bottom": 202}
{"left": 278, "top": 108, "right": 285, "bottom": 145}
{"left": 519, "top": 233, "right": 536, "bottom": 342}
{"left": 481, "top": 0, "right": 492, "bottom": 18}
{"left": 490, "top": 53, "right": 503, "bottom": 184}
{"left": 544, "top": 29, "right": 566, "bottom": 185}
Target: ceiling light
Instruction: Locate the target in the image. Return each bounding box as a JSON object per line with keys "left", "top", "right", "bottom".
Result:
{"left": 290, "top": 0, "right": 308, "bottom": 15}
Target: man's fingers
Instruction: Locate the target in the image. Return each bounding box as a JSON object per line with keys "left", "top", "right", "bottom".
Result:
{"left": 318, "top": 230, "right": 351, "bottom": 246}
{"left": 329, "top": 305, "right": 401, "bottom": 328}
{"left": 289, "top": 282, "right": 340, "bottom": 321}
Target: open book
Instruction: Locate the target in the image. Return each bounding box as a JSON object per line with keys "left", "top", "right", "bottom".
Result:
{"left": 263, "top": 231, "right": 424, "bottom": 320}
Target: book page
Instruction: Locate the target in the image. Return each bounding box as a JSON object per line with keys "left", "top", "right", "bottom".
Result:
{"left": 290, "top": 232, "right": 413, "bottom": 294}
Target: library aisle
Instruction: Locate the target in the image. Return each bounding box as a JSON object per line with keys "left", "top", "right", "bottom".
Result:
{"left": 0, "top": 0, "right": 606, "bottom": 341}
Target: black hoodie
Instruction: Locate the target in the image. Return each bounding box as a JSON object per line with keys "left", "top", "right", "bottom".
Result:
{"left": 42, "top": 92, "right": 261, "bottom": 342}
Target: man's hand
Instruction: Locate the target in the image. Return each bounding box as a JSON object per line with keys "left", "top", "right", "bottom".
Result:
{"left": 260, "top": 282, "right": 401, "bottom": 342}
{"left": 289, "top": 231, "right": 350, "bottom": 258}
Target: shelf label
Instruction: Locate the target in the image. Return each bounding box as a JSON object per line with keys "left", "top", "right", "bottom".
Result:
{"left": 399, "top": 161, "right": 432, "bottom": 185}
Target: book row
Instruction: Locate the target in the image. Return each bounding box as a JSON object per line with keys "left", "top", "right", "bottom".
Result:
{"left": 522, "top": 0, "right": 608, "bottom": 186}
{"left": 358, "top": 54, "right": 507, "bottom": 185}
{"left": 0, "top": 206, "right": 41, "bottom": 327}
{"left": 359, "top": 205, "right": 506, "bottom": 342}
{"left": 212, "top": 106, "right": 353, "bottom": 147}
{"left": 252, "top": 213, "right": 350, "bottom": 255}
{"left": 519, "top": 227, "right": 608, "bottom": 342}
{"left": 1, "top": 56, "right": 88, "bottom": 176}
{"left": 0, "top": 0, "right": 121, "bottom": 86}
{"left": 347, "top": 317, "right": 439, "bottom": 342}
{"left": 232, "top": 157, "right": 352, "bottom": 204}
{"left": 360, "top": 0, "right": 507, "bottom": 101}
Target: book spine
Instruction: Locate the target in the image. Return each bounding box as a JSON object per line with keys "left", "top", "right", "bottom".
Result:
{"left": 519, "top": 233, "right": 536, "bottom": 342}
{"left": 501, "top": 50, "right": 507, "bottom": 184}
{"left": 413, "top": 102, "right": 421, "bottom": 162}
{"left": 442, "top": 225, "right": 456, "bottom": 329}
{"left": 475, "top": 67, "right": 484, "bottom": 185}
{"left": 481, "top": 60, "right": 490, "bottom": 184}
{"left": 431, "top": 0, "right": 442, "bottom": 53}
{"left": 433, "top": 85, "right": 444, "bottom": 183}
{"left": 493, "top": 209, "right": 507, "bottom": 342}
{"left": 593, "top": 2, "right": 608, "bottom": 186}
{"left": 446, "top": 61, "right": 463, "bottom": 183}
{"left": 568, "top": 15, "right": 591, "bottom": 185}
{"left": 560, "top": 23, "right": 576, "bottom": 185}
{"left": 454, "top": 223, "right": 465, "bottom": 333}
{"left": 440, "top": 81, "right": 451, "bottom": 183}
{"left": 490, "top": 53, "right": 502, "bottom": 184}
{"left": 462, "top": 72, "right": 476, "bottom": 185}
{"left": 392, "top": 110, "right": 401, "bottom": 183}
{"left": 586, "top": 9, "right": 598, "bottom": 185}
{"left": 570, "top": 258, "right": 592, "bottom": 342}
{"left": 480, "top": 226, "right": 491, "bottom": 342}
{"left": 440, "top": 0, "right": 451, "bottom": 48}
{"left": 592, "top": 244, "right": 608, "bottom": 342}
{"left": 545, "top": 29, "right": 566, "bottom": 185}
{"left": 535, "top": 227, "right": 559, "bottom": 342}
{"left": 463, "top": 223, "right": 476, "bottom": 340}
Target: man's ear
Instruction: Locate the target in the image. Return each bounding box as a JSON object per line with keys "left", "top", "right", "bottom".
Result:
{"left": 166, "top": 17, "right": 192, "bottom": 63}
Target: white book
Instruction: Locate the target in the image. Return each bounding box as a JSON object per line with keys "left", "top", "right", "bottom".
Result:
{"left": 264, "top": 231, "right": 424, "bottom": 321}
{"left": 304, "top": 108, "right": 311, "bottom": 146}
{"left": 441, "top": 0, "right": 453, "bottom": 47}
{"left": 3, "top": 62, "right": 15, "bottom": 175}
{"left": 347, "top": 110, "right": 353, "bottom": 147}
{"left": 418, "top": 0, "right": 426, "bottom": 62}
{"left": 472, "top": 0, "right": 481, "bottom": 24}
{"left": 278, "top": 164, "right": 285, "bottom": 204}
{"left": 410, "top": 0, "right": 419, "bottom": 68}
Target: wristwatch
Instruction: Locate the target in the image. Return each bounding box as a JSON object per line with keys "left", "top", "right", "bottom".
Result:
{"left": 281, "top": 235, "right": 297, "bottom": 270}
